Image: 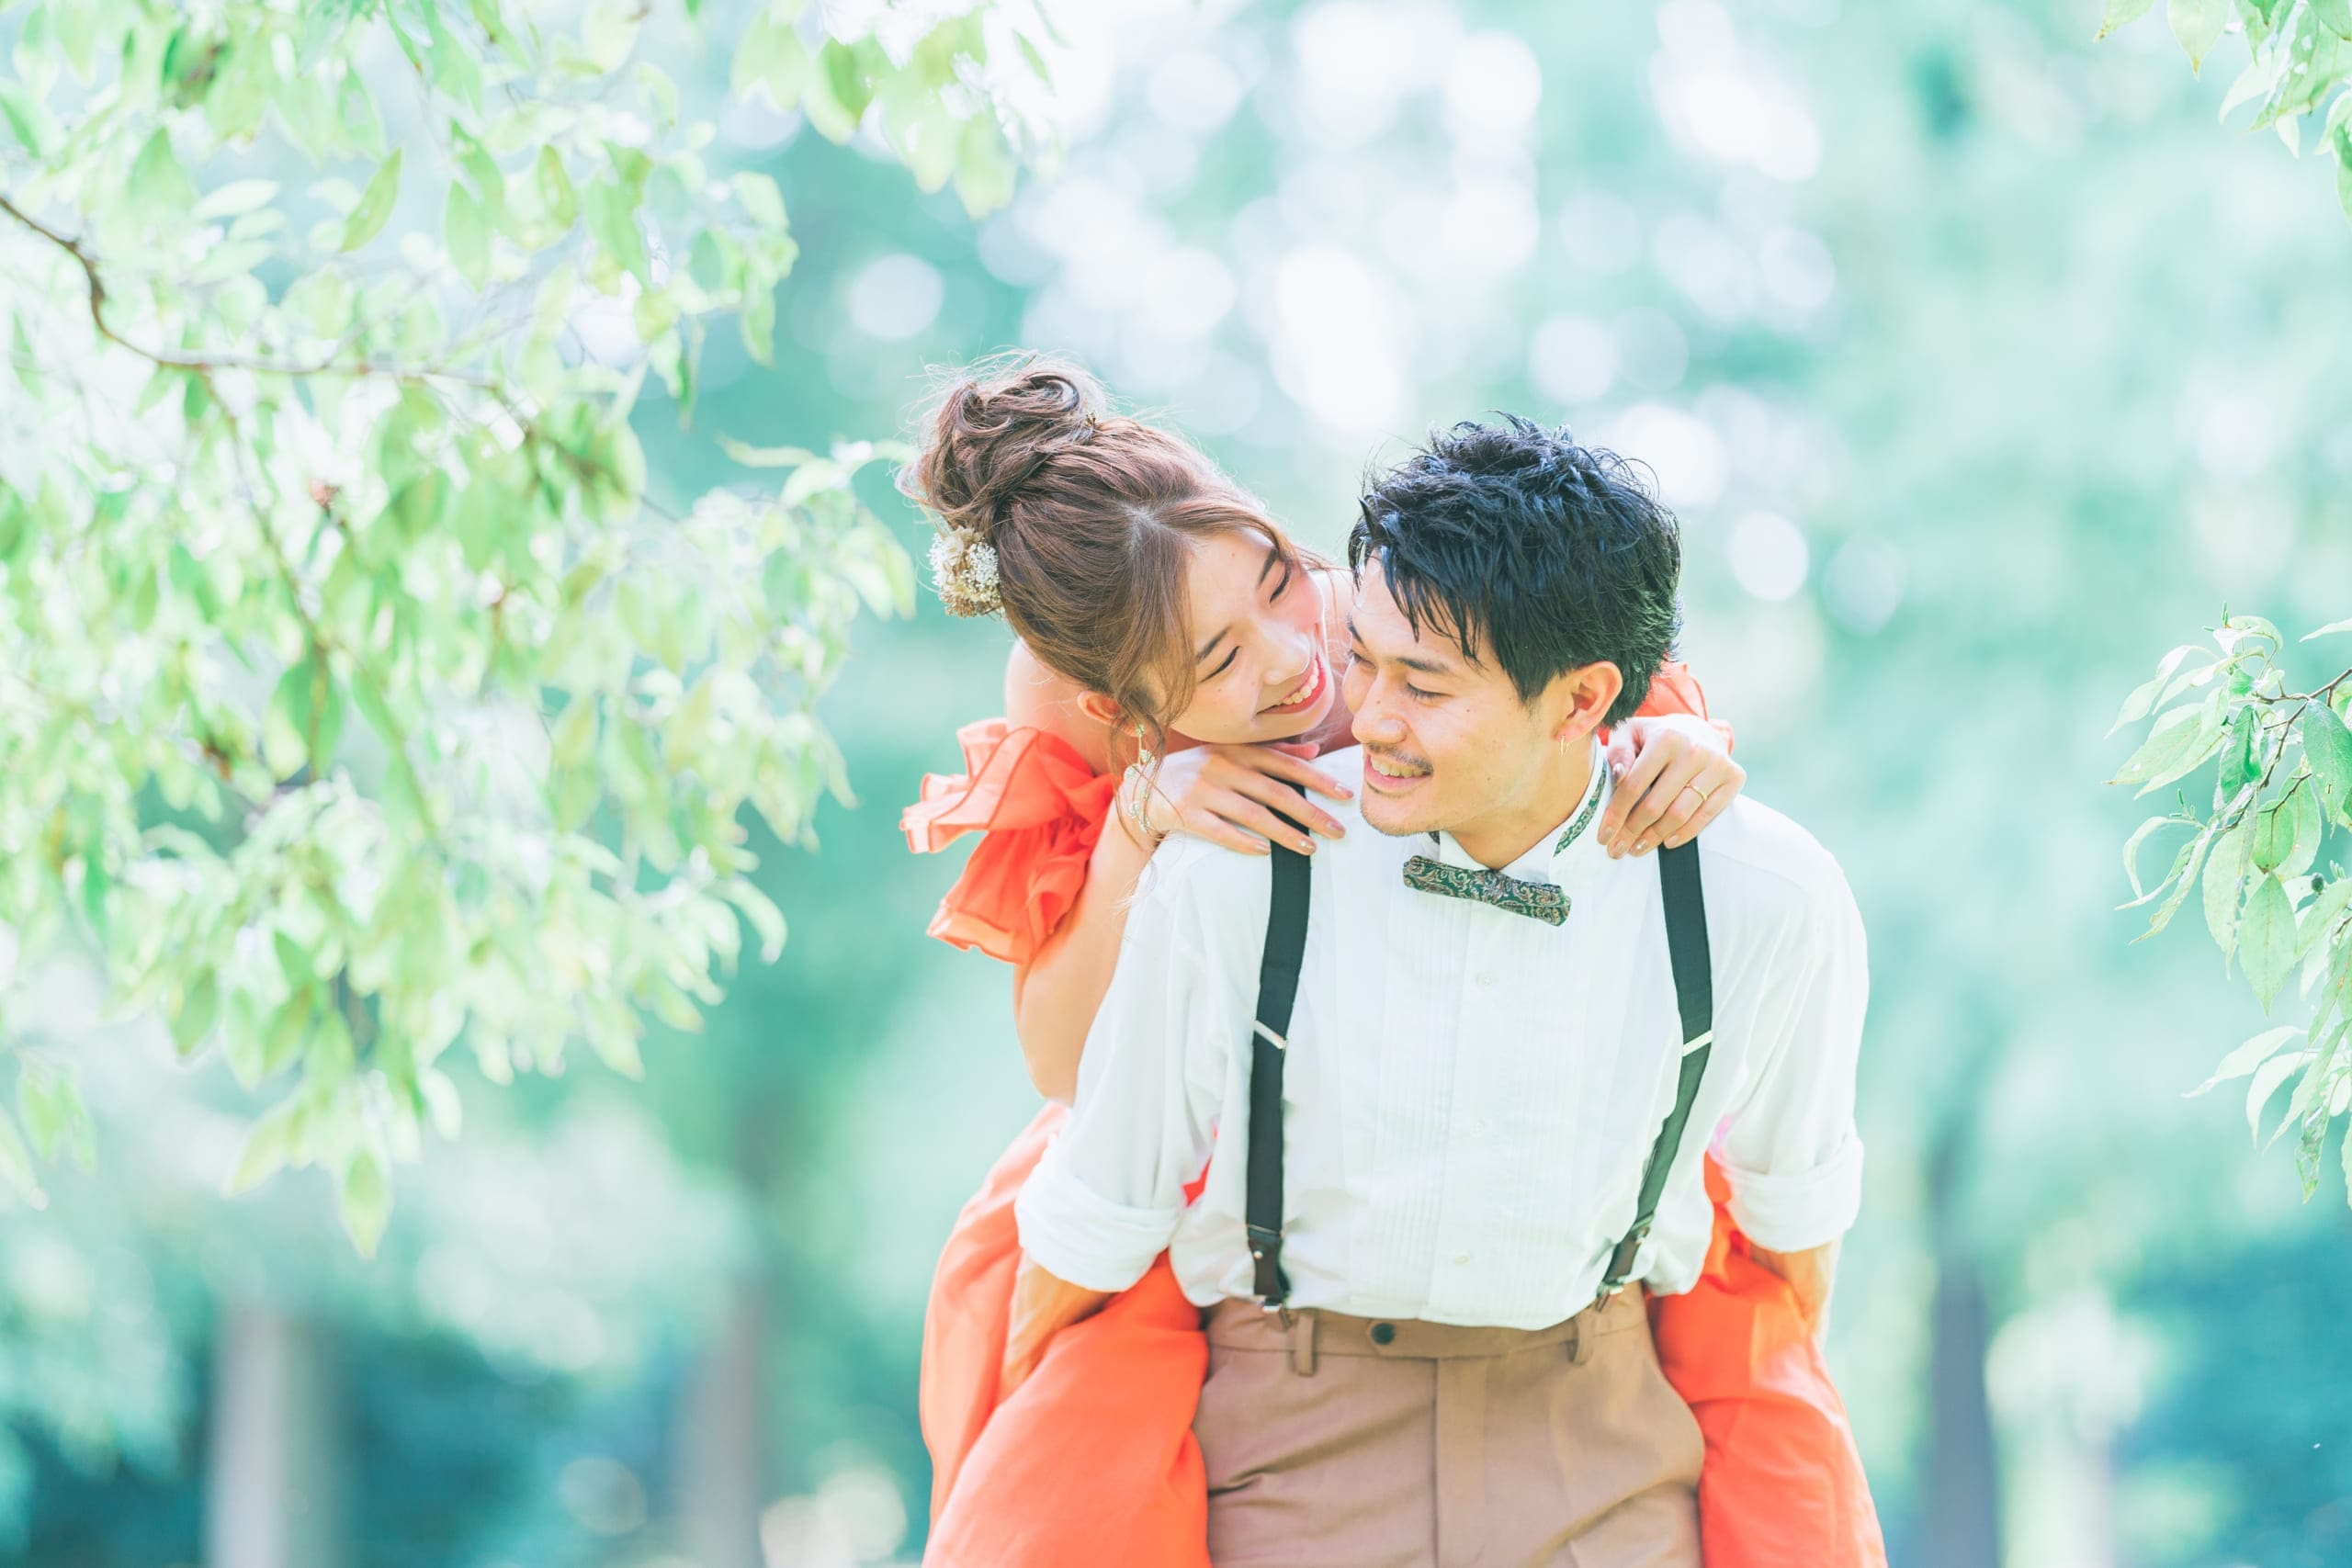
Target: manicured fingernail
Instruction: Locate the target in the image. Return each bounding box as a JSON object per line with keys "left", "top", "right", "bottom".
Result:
{"left": 1636, "top": 839, "right": 1653, "bottom": 853}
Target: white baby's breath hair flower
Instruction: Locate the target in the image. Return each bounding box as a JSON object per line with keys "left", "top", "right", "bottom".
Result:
{"left": 929, "top": 525, "right": 1002, "bottom": 617}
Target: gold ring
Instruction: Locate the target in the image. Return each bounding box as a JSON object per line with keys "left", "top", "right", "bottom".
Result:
{"left": 1679, "top": 783, "right": 1709, "bottom": 805}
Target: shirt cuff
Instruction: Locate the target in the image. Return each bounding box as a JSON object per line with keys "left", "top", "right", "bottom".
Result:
{"left": 1717, "top": 1131, "right": 1864, "bottom": 1253}
{"left": 1012, "top": 1136, "right": 1182, "bottom": 1293}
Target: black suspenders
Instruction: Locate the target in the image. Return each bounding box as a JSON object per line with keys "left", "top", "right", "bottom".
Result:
{"left": 1244, "top": 829, "right": 1313, "bottom": 1310}
{"left": 1241, "top": 838, "right": 1713, "bottom": 1316}
{"left": 1597, "top": 839, "right": 1715, "bottom": 1302}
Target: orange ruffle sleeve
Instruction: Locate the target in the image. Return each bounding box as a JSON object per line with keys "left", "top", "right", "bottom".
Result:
{"left": 902, "top": 719, "right": 1121, "bottom": 966}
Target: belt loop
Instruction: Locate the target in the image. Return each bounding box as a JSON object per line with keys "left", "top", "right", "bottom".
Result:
{"left": 1568, "top": 1301, "right": 1596, "bottom": 1367}
{"left": 1288, "top": 1309, "right": 1317, "bottom": 1377}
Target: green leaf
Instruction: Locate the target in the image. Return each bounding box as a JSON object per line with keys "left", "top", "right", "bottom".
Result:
{"left": 2341, "top": 1100, "right": 2352, "bottom": 1207}
{"left": 550, "top": 694, "right": 599, "bottom": 767}
{"left": 18, "top": 1060, "right": 94, "bottom": 1170}
{"left": 129, "top": 127, "right": 197, "bottom": 222}
{"left": 2252, "top": 794, "right": 2299, "bottom": 872}
{"left": 719, "top": 879, "right": 788, "bottom": 963}
{"left": 2143, "top": 825, "right": 2216, "bottom": 937}
{"left": 820, "top": 38, "right": 875, "bottom": 118}
{"left": 0, "top": 1109, "right": 46, "bottom": 1209}
{"left": 2190, "top": 1023, "right": 2304, "bottom": 1096}
{"left": 2318, "top": 0, "right": 2352, "bottom": 36}
{"left": 445, "top": 183, "right": 490, "bottom": 288}
{"left": 731, "top": 170, "right": 786, "bottom": 231}
{"left": 2311, "top": 704, "right": 2352, "bottom": 820}
{"left": 2244, "top": 872, "right": 2301, "bottom": 1008}
{"left": 2110, "top": 697, "right": 2227, "bottom": 795}
{"left": 2277, "top": 1018, "right": 2349, "bottom": 1139}
{"left": 2217, "top": 707, "right": 2259, "bottom": 803}
{"left": 804, "top": 38, "right": 877, "bottom": 141}
{"left": 730, "top": 9, "right": 808, "bottom": 109}
{"left": 2098, "top": 0, "right": 2159, "bottom": 36}
{"left": 196, "top": 178, "right": 280, "bottom": 220}
{"left": 2247, "top": 1046, "right": 2311, "bottom": 1143}
{"left": 1017, "top": 30, "right": 1051, "bottom": 83}
{"left": 225, "top": 1103, "right": 300, "bottom": 1196}
{"left": 537, "top": 146, "right": 577, "bottom": 229}
{"left": 0, "top": 85, "right": 52, "bottom": 156}
{"left": 741, "top": 275, "right": 777, "bottom": 365}
{"left": 171, "top": 973, "right": 219, "bottom": 1056}
{"left": 264, "top": 649, "right": 345, "bottom": 779}
{"left": 953, "top": 115, "right": 1020, "bottom": 218}
{"left": 582, "top": 180, "right": 647, "bottom": 281}
{"left": 719, "top": 434, "right": 820, "bottom": 468}
{"left": 342, "top": 149, "right": 402, "bottom": 251}
{"left": 582, "top": 0, "right": 643, "bottom": 72}
{"left": 2304, "top": 616, "right": 2352, "bottom": 641}
{"left": 338, "top": 1146, "right": 390, "bottom": 1256}
{"left": 2299, "top": 875, "right": 2352, "bottom": 958}
{"left": 2285, "top": 775, "right": 2325, "bottom": 875}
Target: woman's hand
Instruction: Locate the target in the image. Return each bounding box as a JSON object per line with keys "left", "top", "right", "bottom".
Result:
{"left": 1001, "top": 1255, "right": 1113, "bottom": 1399}
{"left": 1599, "top": 714, "right": 1744, "bottom": 857}
{"left": 1127, "top": 741, "right": 1353, "bottom": 857}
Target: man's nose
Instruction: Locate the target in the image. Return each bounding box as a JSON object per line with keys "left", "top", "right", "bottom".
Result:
{"left": 1352, "top": 691, "right": 1406, "bottom": 745}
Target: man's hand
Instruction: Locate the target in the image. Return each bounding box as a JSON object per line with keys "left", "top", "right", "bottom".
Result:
{"left": 1001, "top": 1255, "right": 1114, "bottom": 1399}
{"left": 1749, "top": 1240, "right": 1838, "bottom": 1334}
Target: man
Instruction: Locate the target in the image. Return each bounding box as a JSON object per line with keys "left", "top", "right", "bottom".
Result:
{"left": 1009, "top": 417, "right": 1868, "bottom": 1566}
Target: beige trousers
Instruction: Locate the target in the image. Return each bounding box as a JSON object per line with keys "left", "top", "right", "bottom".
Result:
{"left": 1193, "top": 1290, "right": 1702, "bottom": 1568}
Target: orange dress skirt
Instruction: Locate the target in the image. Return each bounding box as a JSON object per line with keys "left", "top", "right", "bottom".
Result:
{"left": 903, "top": 670, "right": 1884, "bottom": 1568}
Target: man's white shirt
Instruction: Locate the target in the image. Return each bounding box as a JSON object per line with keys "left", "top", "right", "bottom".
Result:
{"left": 1014, "top": 744, "right": 1868, "bottom": 1329}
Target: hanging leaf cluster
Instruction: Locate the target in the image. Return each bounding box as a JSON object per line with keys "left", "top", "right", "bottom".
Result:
{"left": 0, "top": 0, "right": 1047, "bottom": 1249}
{"left": 2112, "top": 614, "right": 2352, "bottom": 1201}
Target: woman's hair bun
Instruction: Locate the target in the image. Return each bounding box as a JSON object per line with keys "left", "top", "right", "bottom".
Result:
{"left": 901, "top": 354, "right": 1108, "bottom": 617}
{"left": 902, "top": 353, "right": 1105, "bottom": 543}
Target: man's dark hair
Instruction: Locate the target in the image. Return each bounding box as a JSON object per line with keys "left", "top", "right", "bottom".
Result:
{"left": 1347, "top": 416, "right": 1681, "bottom": 725}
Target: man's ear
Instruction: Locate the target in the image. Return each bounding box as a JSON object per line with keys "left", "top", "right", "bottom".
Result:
{"left": 1548, "top": 660, "right": 1624, "bottom": 747}
{"left": 1073, "top": 691, "right": 1125, "bottom": 731}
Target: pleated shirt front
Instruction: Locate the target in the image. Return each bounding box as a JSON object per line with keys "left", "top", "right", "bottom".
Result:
{"left": 1015, "top": 746, "right": 1869, "bottom": 1330}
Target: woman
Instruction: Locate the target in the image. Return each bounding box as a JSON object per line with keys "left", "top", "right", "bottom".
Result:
{"left": 900, "top": 356, "right": 1882, "bottom": 1568}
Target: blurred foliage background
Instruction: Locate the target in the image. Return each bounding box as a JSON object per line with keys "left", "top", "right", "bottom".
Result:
{"left": 7, "top": 0, "right": 2352, "bottom": 1565}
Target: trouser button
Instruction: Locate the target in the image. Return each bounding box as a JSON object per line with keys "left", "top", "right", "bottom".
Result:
{"left": 1369, "top": 1321, "right": 1396, "bottom": 1346}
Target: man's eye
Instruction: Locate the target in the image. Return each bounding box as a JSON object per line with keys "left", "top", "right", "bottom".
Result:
{"left": 1405, "top": 683, "right": 1441, "bottom": 703}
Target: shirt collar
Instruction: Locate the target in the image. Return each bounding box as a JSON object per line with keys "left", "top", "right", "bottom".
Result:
{"left": 1424, "top": 746, "right": 1613, "bottom": 895}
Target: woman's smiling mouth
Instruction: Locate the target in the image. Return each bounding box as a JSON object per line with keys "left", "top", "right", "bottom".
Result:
{"left": 1261, "top": 655, "right": 1327, "bottom": 716}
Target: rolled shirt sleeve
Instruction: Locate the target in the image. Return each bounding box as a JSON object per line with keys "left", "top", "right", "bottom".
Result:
{"left": 1013, "top": 857, "right": 1233, "bottom": 1292}
{"left": 1713, "top": 866, "right": 1870, "bottom": 1254}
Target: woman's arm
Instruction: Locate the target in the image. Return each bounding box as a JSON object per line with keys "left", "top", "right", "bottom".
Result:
{"left": 1012, "top": 797, "right": 1160, "bottom": 1103}
{"left": 1001, "top": 646, "right": 1350, "bottom": 1102}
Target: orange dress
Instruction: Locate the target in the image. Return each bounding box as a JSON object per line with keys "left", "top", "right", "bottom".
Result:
{"left": 903, "top": 670, "right": 1884, "bottom": 1568}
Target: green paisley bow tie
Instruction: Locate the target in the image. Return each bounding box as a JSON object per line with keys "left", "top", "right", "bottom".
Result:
{"left": 1396, "top": 768, "right": 1604, "bottom": 926}
{"left": 1401, "top": 857, "right": 1569, "bottom": 925}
